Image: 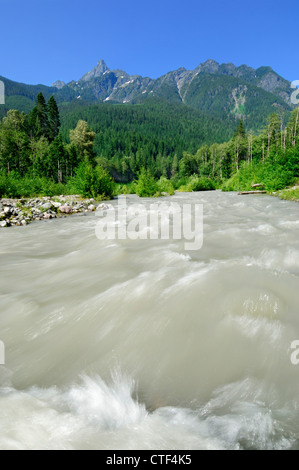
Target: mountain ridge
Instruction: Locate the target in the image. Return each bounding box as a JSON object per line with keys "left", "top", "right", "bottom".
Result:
{"left": 51, "top": 58, "right": 293, "bottom": 107}
{"left": 0, "top": 58, "right": 294, "bottom": 134}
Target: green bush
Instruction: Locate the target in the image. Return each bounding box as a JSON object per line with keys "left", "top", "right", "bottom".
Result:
{"left": 67, "top": 162, "right": 115, "bottom": 198}
{"left": 156, "top": 176, "right": 175, "bottom": 195}
{"left": 115, "top": 182, "right": 138, "bottom": 195}
{"left": 177, "top": 175, "right": 216, "bottom": 192}
{"left": 222, "top": 158, "right": 296, "bottom": 192}
{"left": 170, "top": 176, "right": 188, "bottom": 190}
{"left": 0, "top": 171, "right": 70, "bottom": 198}
{"left": 135, "top": 168, "right": 158, "bottom": 197}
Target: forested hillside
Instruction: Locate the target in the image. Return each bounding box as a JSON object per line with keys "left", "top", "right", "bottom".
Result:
{"left": 59, "top": 99, "right": 239, "bottom": 181}
{"left": 0, "top": 90, "right": 298, "bottom": 200}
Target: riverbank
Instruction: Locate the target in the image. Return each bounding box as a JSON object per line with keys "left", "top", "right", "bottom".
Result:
{"left": 0, "top": 196, "right": 112, "bottom": 227}
{"left": 273, "top": 185, "right": 299, "bottom": 202}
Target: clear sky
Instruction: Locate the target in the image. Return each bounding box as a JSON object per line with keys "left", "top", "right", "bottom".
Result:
{"left": 1, "top": 0, "right": 298, "bottom": 86}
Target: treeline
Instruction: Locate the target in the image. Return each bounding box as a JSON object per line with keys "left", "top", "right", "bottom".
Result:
{"left": 60, "top": 99, "right": 238, "bottom": 181}
{"left": 175, "top": 112, "right": 299, "bottom": 191}
{"left": 0, "top": 93, "right": 83, "bottom": 181}
{"left": 60, "top": 100, "right": 298, "bottom": 191}
{"left": 0, "top": 91, "right": 298, "bottom": 200}
{"left": 0, "top": 93, "right": 114, "bottom": 198}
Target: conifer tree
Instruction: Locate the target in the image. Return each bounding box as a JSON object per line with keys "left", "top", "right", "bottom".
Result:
{"left": 47, "top": 95, "right": 60, "bottom": 142}
{"left": 234, "top": 120, "right": 246, "bottom": 139}
{"left": 30, "top": 92, "right": 49, "bottom": 139}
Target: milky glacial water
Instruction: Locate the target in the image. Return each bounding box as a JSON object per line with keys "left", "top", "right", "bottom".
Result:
{"left": 0, "top": 191, "right": 299, "bottom": 450}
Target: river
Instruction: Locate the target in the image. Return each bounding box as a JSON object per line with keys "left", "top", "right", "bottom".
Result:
{"left": 0, "top": 191, "right": 299, "bottom": 450}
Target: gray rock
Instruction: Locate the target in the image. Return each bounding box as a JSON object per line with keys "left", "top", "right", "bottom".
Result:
{"left": 88, "top": 204, "right": 96, "bottom": 211}
{"left": 97, "top": 203, "right": 110, "bottom": 210}
{"left": 59, "top": 205, "right": 72, "bottom": 214}
{"left": 4, "top": 206, "right": 11, "bottom": 215}
{"left": 42, "top": 202, "right": 52, "bottom": 210}
{"left": 21, "top": 220, "right": 27, "bottom": 226}
{"left": 0, "top": 221, "right": 7, "bottom": 227}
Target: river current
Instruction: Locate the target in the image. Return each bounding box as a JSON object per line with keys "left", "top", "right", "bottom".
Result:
{"left": 0, "top": 191, "right": 298, "bottom": 450}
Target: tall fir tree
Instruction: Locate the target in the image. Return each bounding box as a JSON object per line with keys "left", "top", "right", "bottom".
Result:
{"left": 47, "top": 95, "right": 60, "bottom": 142}
{"left": 30, "top": 92, "right": 49, "bottom": 139}
{"left": 234, "top": 120, "right": 246, "bottom": 139}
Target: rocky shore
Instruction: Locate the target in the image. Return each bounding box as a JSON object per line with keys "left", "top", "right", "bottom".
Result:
{"left": 0, "top": 196, "right": 112, "bottom": 228}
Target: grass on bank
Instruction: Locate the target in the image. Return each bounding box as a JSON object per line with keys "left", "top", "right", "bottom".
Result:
{"left": 222, "top": 152, "right": 298, "bottom": 193}
{"left": 1, "top": 161, "right": 298, "bottom": 202}
{"left": 275, "top": 182, "right": 299, "bottom": 202}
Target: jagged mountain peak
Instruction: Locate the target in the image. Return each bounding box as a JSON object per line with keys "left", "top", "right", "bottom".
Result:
{"left": 52, "top": 80, "right": 66, "bottom": 89}
{"left": 66, "top": 57, "right": 293, "bottom": 109}
{"left": 80, "top": 59, "right": 109, "bottom": 82}
{"left": 0, "top": 58, "right": 293, "bottom": 129}
{"left": 195, "top": 59, "right": 220, "bottom": 74}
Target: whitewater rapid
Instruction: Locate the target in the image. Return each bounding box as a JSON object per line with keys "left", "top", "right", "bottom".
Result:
{"left": 0, "top": 191, "right": 299, "bottom": 450}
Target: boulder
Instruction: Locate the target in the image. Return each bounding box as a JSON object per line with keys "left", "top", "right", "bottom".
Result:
{"left": 42, "top": 202, "right": 52, "bottom": 210}
{"left": 59, "top": 205, "right": 72, "bottom": 214}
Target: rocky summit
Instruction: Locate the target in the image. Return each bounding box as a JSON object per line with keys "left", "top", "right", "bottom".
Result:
{"left": 1, "top": 58, "right": 294, "bottom": 132}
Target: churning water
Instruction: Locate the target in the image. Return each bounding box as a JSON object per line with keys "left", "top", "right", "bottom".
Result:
{"left": 0, "top": 191, "right": 299, "bottom": 450}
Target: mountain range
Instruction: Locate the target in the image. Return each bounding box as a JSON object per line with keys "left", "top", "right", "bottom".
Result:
{"left": 0, "top": 59, "right": 295, "bottom": 134}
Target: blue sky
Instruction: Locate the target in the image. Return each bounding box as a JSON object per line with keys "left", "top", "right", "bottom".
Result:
{"left": 1, "top": 0, "right": 298, "bottom": 85}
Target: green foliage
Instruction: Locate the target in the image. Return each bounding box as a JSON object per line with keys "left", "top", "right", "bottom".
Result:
{"left": 0, "top": 95, "right": 100, "bottom": 199}
{"left": 60, "top": 100, "right": 239, "bottom": 182}
{"left": 0, "top": 171, "right": 69, "bottom": 198}
{"left": 234, "top": 120, "right": 246, "bottom": 138}
{"left": 135, "top": 168, "right": 158, "bottom": 197}
{"left": 69, "top": 120, "right": 96, "bottom": 162}
{"left": 222, "top": 157, "right": 296, "bottom": 192}
{"left": 47, "top": 95, "right": 60, "bottom": 142}
{"left": 178, "top": 175, "right": 216, "bottom": 192}
{"left": 278, "top": 187, "right": 299, "bottom": 201}
{"left": 0, "top": 90, "right": 298, "bottom": 201}
{"left": 30, "top": 92, "right": 49, "bottom": 139}
{"left": 68, "top": 162, "right": 115, "bottom": 198}
{"left": 156, "top": 176, "right": 175, "bottom": 195}
{"left": 116, "top": 182, "right": 138, "bottom": 195}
